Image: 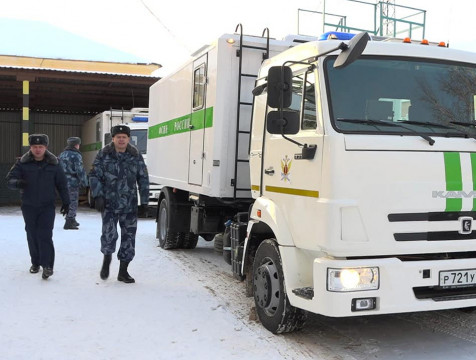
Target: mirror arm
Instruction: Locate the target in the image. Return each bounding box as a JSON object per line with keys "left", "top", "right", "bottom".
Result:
{"left": 281, "top": 131, "right": 304, "bottom": 147}
{"left": 313, "top": 42, "right": 348, "bottom": 61}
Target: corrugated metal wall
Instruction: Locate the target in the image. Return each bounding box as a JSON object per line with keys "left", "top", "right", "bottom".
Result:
{"left": 0, "top": 111, "right": 91, "bottom": 205}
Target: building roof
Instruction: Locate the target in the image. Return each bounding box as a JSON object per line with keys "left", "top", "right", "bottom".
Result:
{"left": 0, "top": 55, "right": 159, "bottom": 114}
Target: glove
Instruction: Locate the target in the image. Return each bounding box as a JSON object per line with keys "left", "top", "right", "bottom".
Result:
{"left": 60, "top": 204, "right": 70, "bottom": 217}
{"left": 95, "top": 197, "right": 105, "bottom": 212}
{"left": 16, "top": 179, "right": 27, "bottom": 189}
{"left": 138, "top": 204, "right": 148, "bottom": 217}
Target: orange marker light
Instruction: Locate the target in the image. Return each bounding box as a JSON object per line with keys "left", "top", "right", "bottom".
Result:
{"left": 421, "top": 39, "right": 429, "bottom": 45}
{"left": 403, "top": 37, "right": 411, "bottom": 43}
{"left": 257, "top": 210, "right": 262, "bottom": 218}
{"left": 438, "top": 41, "right": 446, "bottom": 47}
{"left": 226, "top": 38, "right": 235, "bottom": 44}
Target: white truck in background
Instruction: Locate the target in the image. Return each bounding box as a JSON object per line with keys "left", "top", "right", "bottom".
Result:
{"left": 81, "top": 108, "right": 161, "bottom": 208}
{"left": 147, "top": 28, "right": 476, "bottom": 333}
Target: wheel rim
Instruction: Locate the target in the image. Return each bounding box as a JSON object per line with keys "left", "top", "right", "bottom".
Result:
{"left": 254, "top": 258, "right": 281, "bottom": 316}
{"left": 159, "top": 203, "right": 167, "bottom": 240}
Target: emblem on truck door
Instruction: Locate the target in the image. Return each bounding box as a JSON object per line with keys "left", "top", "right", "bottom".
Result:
{"left": 281, "top": 155, "right": 292, "bottom": 182}
{"left": 459, "top": 217, "right": 473, "bottom": 235}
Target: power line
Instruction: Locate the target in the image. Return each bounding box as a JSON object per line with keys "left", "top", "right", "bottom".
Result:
{"left": 139, "top": 0, "right": 192, "bottom": 52}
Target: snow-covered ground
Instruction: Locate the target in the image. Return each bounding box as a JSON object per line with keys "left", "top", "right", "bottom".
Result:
{"left": 2, "top": 205, "right": 476, "bottom": 360}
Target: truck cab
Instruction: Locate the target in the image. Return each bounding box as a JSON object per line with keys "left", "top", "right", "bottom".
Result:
{"left": 246, "top": 32, "right": 476, "bottom": 331}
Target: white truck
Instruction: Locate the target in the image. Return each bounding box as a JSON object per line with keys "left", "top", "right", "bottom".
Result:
{"left": 81, "top": 108, "right": 161, "bottom": 207}
{"left": 148, "top": 29, "right": 476, "bottom": 333}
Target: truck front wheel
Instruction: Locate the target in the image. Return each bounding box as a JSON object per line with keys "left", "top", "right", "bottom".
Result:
{"left": 253, "top": 239, "right": 307, "bottom": 334}
{"left": 157, "top": 198, "right": 180, "bottom": 249}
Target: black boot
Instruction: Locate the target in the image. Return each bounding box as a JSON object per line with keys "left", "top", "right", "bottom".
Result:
{"left": 117, "top": 261, "right": 135, "bottom": 283}
{"left": 42, "top": 267, "right": 53, "bottom": 280}
{"left": 73, "top": 218, "right": 80, "bottom": 226}
{"left": 29, "top": 265, "right": 40, "bottom": 274}
{"left": 100, "top": 254, "right": 112, "bottom": 280}
{"left": 64, "top": 218, "right": 78, "bottom": 230}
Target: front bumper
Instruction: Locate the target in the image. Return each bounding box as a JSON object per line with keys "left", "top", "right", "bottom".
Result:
{"left": 288, "top": 256, "right": 476, "bottom": 317}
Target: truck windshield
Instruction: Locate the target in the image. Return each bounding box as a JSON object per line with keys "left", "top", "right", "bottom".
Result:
{"left": 325, "top": 56, "right": 476, "bottom": 139}
{"left": 130, "top": 129, "right": 147, "bottom": 154}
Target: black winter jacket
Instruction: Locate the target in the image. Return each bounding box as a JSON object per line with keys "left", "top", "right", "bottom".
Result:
{"left": 6, "top": 150, "right": 70, "bottom": 207}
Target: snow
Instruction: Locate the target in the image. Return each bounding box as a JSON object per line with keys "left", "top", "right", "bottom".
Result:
{"left": 2, "top": 205, "right": 476, "bottom": 360}
{"left": 0, "top": 206, "right": 307, "bottom": 360}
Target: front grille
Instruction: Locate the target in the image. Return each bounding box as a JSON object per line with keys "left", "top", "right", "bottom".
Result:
{"left": 388, "top": 211, "right": 476, "bottom": 242}
{"left": 414, "top": 285, "right": 476, "bottom": 300}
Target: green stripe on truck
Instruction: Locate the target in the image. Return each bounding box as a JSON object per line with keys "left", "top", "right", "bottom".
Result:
{"left": 148, "top": 107, "right": 214, "bottom": 139}
{"left": 444, "top": 152, "right": 463, "bottom": 212}
{"left": 471, "top": 153, "right": 476, "bottom": 211}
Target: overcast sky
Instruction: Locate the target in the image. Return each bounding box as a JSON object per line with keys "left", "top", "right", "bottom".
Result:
{"left": 1, "top": 0, "right": 476, "bottom": 76}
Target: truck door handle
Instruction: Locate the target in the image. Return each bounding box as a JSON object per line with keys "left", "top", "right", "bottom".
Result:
{"left": 264, "top": 168, "right": 274, "bottom": 175}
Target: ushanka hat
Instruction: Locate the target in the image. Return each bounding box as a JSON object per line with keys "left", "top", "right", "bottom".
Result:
{"left": 111, "top": 125, "right": 130, "bottom": 137}
{"left": 29, "top": 134, "right": 49, "bottom": 146}
{"left": 67, "top": 137, "right": 81, "bottom": 146}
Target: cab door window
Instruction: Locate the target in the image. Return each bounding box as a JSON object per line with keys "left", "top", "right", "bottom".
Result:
{"left": 302, "top": 71, "right": 317, "bottom": 130}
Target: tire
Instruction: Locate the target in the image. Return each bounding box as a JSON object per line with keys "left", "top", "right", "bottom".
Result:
{"left": 253, "top": 239, "right": 307, "bottom": 334}
{"left": 175, "top": 232, "right": 185, "bottom": 248}
{"left": 157, "top": 198, "right": 180, "bottom": 249}
{"left": 214, "top": 233, "right": 224, "bottom": 253}
{"left": 87, "top": 188, "right": 95, "bottom": 208}
{"left": 222, "top": 230, "right": 232, "bottom": 265}
{"left": 182, "top": 232, "right": 199, "bottom": 249}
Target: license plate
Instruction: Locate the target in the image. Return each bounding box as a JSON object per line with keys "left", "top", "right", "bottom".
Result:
{"left": 439, "top": 269, "right": 476, "bottom": 288}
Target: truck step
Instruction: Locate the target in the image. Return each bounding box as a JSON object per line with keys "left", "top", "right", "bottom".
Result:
{"left": 292, "top": 287, "right": 314, "bottom": 300}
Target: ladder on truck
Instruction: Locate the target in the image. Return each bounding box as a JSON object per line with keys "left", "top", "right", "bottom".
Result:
{"left": 233, "top": 24, "right": 270, "bottom": 200}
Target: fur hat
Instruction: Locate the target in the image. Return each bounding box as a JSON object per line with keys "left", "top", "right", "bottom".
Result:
{"left": 29, "top": 134, "right": 49, "bottom": 146}
{"left": 111, "top": 125, "right": 130, "bottom": 137}
{"left": 67, "top": 137, "right": 81, "bottom": 146}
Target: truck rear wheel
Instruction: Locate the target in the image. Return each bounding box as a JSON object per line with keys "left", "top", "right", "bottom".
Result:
{"left": 157, "top": 198, "right": 180, "bottom": 249}
{"left": 213, "top": 233, "right": 224, "bottom": 253}
{"left": 222, "top": 229, "right": 232, "bottom": 265}
{"left": 253, "top": 239, "right": 307, "bottom": 334}
{"left": 182, "top": 232, "right": 199, "bottom": 249}
{"left": 87, "top": 188, "right": 95, "bottom": 208}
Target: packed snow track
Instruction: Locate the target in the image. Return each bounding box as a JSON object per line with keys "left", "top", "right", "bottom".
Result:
{"left": 2, "top": 207, "right": 476, "bottom": 360}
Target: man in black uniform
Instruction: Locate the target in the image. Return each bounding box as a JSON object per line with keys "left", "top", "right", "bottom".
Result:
{"left": 6, "top": 134, "right": 70, "bottom": 280}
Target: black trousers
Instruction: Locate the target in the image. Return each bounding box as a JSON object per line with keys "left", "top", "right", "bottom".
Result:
{"left": 21, "top": 204, "right": 56, "bottom": 268}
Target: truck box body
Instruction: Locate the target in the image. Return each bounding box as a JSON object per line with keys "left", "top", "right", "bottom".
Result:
{"left": 148, "top": 34, "right": 301, "bottom": 199}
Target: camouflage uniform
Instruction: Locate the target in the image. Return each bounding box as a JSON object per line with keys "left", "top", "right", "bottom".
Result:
{"left": 89, "top": 142, "right": 149, "bottom": 262}
{"left": 58, "top": 146, "right": 88, "bottom": 220}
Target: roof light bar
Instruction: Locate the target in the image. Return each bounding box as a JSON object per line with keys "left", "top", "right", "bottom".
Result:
{"left": 318, "top": 31, "right": 355, "bottom": 41}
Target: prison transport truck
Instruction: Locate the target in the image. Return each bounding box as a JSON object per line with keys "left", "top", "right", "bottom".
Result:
{"left": 147, "top": 30, "right": 476, "bottom": 333}
{"left": 81, "top": 108, "right": 161, "bottom": 207}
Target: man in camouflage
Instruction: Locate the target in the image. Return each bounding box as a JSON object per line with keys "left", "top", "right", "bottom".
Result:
{"left": 59, "top": 137, "right": 88, "bottom": 230}
{"left": 89, "top": 125, "right": 149, "bottom": 283}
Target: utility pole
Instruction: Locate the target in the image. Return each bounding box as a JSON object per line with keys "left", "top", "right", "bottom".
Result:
{"left": 322, "top": 0, "right": 326, "bottom": 33}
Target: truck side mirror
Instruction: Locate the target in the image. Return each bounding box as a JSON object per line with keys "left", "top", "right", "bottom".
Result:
{"left": 267, "top": 110, "right": 300, "bottom": 135}
{"left": 334, "top": 32, "right": 370, "bottom": 68}
{"left": 267, "top": 66, "right": 292, "bottom": 108}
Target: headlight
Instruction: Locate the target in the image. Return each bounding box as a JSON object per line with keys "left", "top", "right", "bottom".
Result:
{"left": 327, "top": 267, "right": 379, "bottom": 292}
